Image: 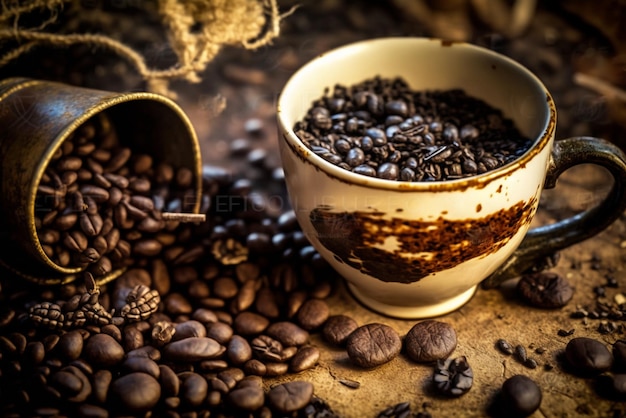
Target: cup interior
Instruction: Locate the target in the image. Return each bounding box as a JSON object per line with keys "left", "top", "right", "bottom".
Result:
{"left": 278, "top": 37, "right": 553, "bottom": 183}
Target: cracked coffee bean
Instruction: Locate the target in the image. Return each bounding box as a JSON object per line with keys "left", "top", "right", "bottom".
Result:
{"left": 565, "top": 337, "right": 613, "bottom": 375}
{"left": 346, "top": 323, "right": 402, "bottom": 368}
{"left": 516, "top": 272, "right": 574, "bottom": 308}
{"left": 404, "top": 320, "right": 457, "bottom": 363}
{"left": 432, "top": 356, "right": 473, "bottom": 397}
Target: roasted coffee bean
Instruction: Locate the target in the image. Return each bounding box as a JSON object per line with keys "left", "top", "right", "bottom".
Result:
{"left": 266, "top": 322, "right": 309, "bottom": 347}
{"left": 346, "top": 323, "right": 402, "bottom": 368}
{"left": 122, "top": 356, "right": 160, "bottom": 378}
{"left": 233, "top": 312, "right": 270, "bottom": 335}
{"left": 432, "top": 356, "right": 473, "bottom": 397}
{"left": 404, "top": 320, "right": 457, "bottom": 363}
{"left": 180, "top": 372, "right": 208, "bottom": 407}
{"left": 517, "top": 272, "right": 574, "bottom": 308}
{"left": 227, "top": 335, "right": 253, "bottom": 365}
{"left": 172, "top": 320, "right": 206, "bottom": 341}
{"left": 162, "top": 337, "right": 223, "bottom": 362}
{"left": 496, "top": 339, "right": 514, "bottom": 355}
{"left": 515, "top": 345, "right": 528, "bottom": 363}
{"left": 206, "top": 322, "right": 234, "bottom": 345}
{"left": 290, "top": 345, "right": 320, "bottom": 372}
{"left": 83, "top": 334, "right": 124, "bottom": 367}
{"left": 565, "top": 337, "right": 613, "bottom": 375}
{"left": 296, "top": 299, "right": 329, "bottom": 331}
{"left": 109, "top": 372, "right": 161, "bottom": 414}
{"left": 322, "top": 315, "right": 358, "bottom": 346}
{"left": 55, "top": 330, "right": 84, "bottom": 361}
{"left": 227, "top": 384, "right": 265, "bottom": 411}
{"left": 267, "top": 381, "right": 314, "bottom": 413}
{"left": 498, "top": 375, "right": 542, "bottom": 417}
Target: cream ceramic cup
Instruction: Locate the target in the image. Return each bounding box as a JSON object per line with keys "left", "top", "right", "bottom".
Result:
{"left": 277, "top": 37, "right": 626, "bottom": 319}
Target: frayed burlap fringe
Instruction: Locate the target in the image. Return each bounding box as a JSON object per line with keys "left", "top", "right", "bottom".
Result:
{"left": 0, "top": 0, "right": 291, "bottom": 97}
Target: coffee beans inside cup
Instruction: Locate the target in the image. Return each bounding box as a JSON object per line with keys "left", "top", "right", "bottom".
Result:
{"left": 293, "top": 76, "right": 532, "bottom": 182}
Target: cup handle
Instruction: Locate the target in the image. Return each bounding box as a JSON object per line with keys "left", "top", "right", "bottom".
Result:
{"left": 482, "top": 136, "right": 626, "bottom": 289}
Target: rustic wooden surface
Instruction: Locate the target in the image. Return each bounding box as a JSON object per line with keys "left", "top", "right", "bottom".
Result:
{"left": 172, "top": 3, "right": 626, "bottom": 417}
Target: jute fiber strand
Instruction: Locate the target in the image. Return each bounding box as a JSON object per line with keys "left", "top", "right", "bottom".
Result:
{"left": 0, "top": 0, "right": 289, "bottom": 97}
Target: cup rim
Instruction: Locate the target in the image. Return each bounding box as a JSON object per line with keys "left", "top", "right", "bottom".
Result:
{"left": 277, "top": 37, "right": 557, "bottom": 192}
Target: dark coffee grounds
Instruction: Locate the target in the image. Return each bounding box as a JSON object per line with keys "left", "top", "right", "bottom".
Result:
{"left": 293, "top": 76, "right": 532, "bottom": 181}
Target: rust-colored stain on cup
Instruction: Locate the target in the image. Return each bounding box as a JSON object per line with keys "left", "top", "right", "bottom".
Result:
{"left": 310, "top": 197, "right": 537, "bottom": 283}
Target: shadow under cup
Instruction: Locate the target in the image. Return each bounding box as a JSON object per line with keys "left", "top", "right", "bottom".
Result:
{"left": 277, "top": 38, "right": 556, "bottom": 319}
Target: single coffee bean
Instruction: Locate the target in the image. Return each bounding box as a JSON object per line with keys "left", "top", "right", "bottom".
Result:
{"left": 290, "top": 345, "right": 320, "bottom": 373}
{"left": 499, "top": 375, "right": 542, "bottom": 417}
{"left": 432, "top": 356, "right": 473, "bottom": 397}
{"left": 266, "top": 322, "right": 310, "bottom": 347}
{"left": 515, "top": 345, "right": 527, "bottom": 363}
{"left": 206, "top": 321, "right": 234, "bottom": 345}
{"left": 180, "top": 372, "right": 208, "bottom": 407}
{"left": 86, "top": 369, "right": 110, "bottom": 405}
{"left": 158, "top": 364, "right": 180, "bottom": 397}
{"left": 233, "top": 312, "right": 270, "bottom": 336}
{"left": 227, "top": 335, "right": 253, "bottom": 365}
{"left": 322, "top": 315, "right": 358, "bottom": 346}
{"left": 296, "top": 299, "right": 329, "bottom": 331}
{"left": 517, "top": 272, "right": 574, "bottom": 308}
{"left": 172, "top": 320, "right": 206, "bottom": 341}
{"left": 404, "top": 320, "right": 457, "bottom": 363}
{"left": 227, "top": 385, "right": 265, "bottom": 411}
{"left": 162, "top": 337, "right": 223, "bottom": 362}
{"left": 565, "top": 337, "right": 613, "bottom": 375}
{"left": 267, "top": 381, "right": 314, "bottom": 413}
{"left": 55, "top": 330, "right": 84, "bottom": 361}
{"left": 496, "top": 338, "right": 514, "bottom": 355}
{"left": 83, "top": 334, "right": 124, "bottom": 368}
{"left": 346, "top": 323, "right": 402, "bottom": 368}
{"left": 122, "top": 356, "right": 160, "bottom": 379}
{"left": 109, "top": 372, "right": 161, "bottom": 414}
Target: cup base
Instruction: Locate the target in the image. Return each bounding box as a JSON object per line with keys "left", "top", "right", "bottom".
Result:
{"left": 346, "top": 283, "right": 478, "bottom": 319}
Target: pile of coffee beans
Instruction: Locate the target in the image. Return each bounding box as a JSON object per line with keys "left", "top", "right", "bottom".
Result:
{"left": 293, "top": 76, "right": 532, "bottom": 181}
{"left": 34, "top": 113, "right": 198, "bottom": 278}
{"left": 1, "top": 129, "right": 347, "bottom": 417}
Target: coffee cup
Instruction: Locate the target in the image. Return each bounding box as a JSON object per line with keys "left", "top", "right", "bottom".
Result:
{"left": 276, "top": 37, "right": 626, "bottom": 319}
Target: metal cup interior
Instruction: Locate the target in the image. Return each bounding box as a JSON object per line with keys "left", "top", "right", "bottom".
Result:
{"left": 0, "top": 78, "right": 202, "bottom": 285}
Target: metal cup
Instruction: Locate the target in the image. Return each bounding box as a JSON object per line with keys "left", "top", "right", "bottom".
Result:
{"left": 0, "top": 77, "right": 202, "bottom": 285}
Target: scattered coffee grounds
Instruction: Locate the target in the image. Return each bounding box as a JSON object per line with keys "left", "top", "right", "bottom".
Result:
{"left": 432, "top": 356, "right": 473, "bottom": 397}
{"left": 558, "top": 328, "right": 575, "bottom": 337}
{"left": 565, "top": 337, "right": 613, "bottom": 375}
{"left": 34, "top": 113, "right": 198, "bottom": 279}
{"left": 293, "top": 76, "right": 532, "bottom": 182}
{"left": 498, "top": 375, "right": 542, "bottom": 417}
{"left": 516, "top": 272, "right": 574, "bottom": 309}
{"left": 346, "top": 323, "right": 402, "bottom": 368}
{"left": 404, "top": 320, "right": 457, "bottom": 363}
{"left": 322, "top": 314, "right": 359, "bottom": 346}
